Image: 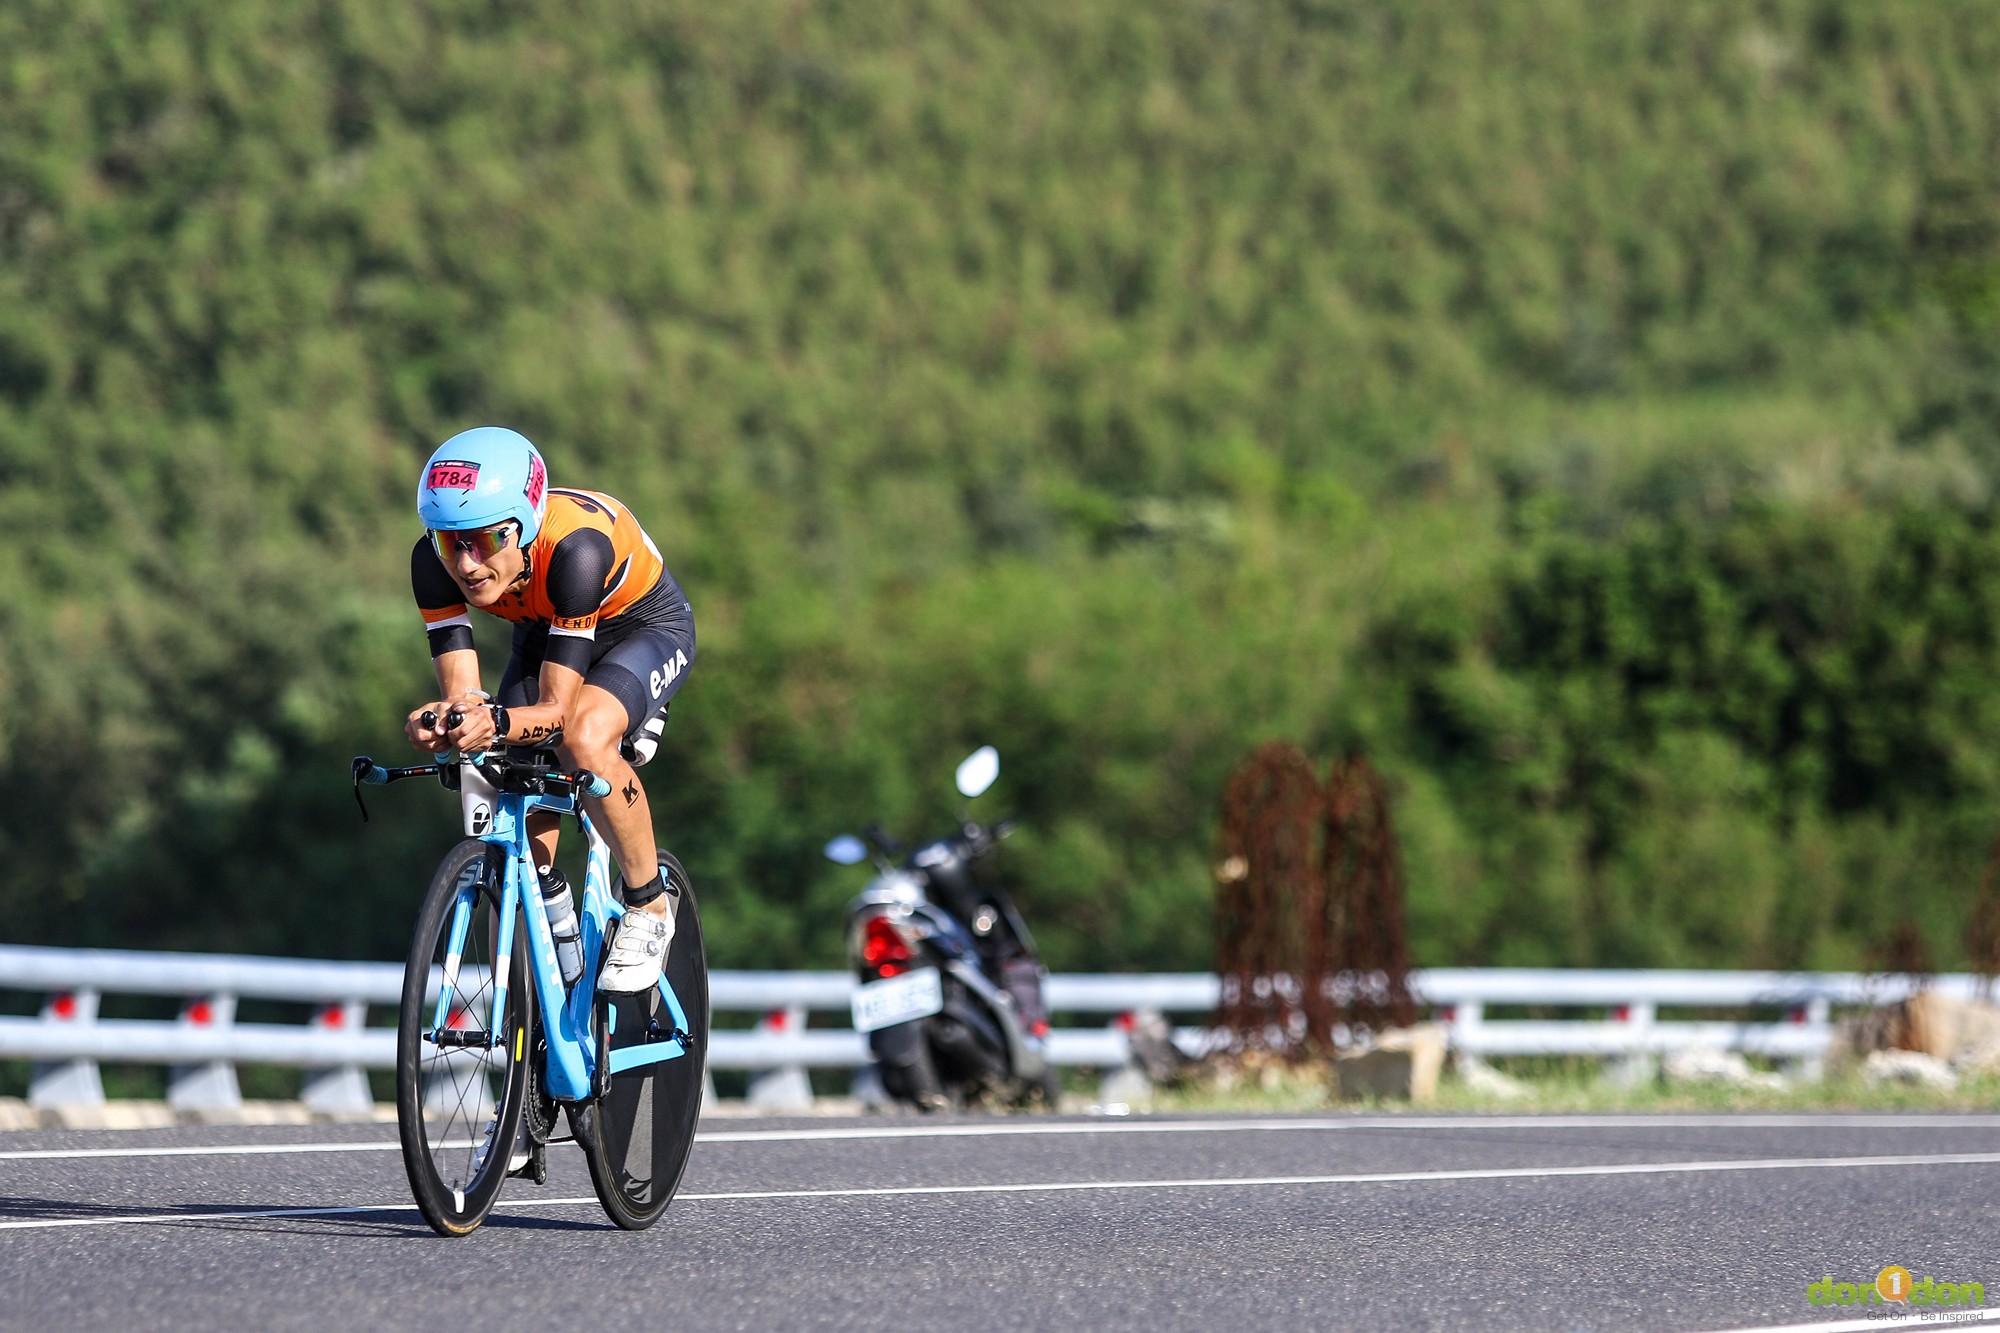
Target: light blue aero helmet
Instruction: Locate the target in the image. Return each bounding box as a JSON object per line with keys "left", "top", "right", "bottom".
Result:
{"left": 415, "top": 426, "right": 550, "bottom": 544}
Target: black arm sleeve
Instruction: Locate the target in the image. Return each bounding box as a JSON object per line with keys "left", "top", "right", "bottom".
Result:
{"left": 410, "top": 536, "right": 475, "bottom": 657}
{"left": 541, "top": 528, "right": 615, "bottom": 673}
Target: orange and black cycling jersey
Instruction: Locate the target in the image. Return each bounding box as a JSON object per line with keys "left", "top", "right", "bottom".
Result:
{"left": 411, "top": 488, "right": 687, "bottom": 673}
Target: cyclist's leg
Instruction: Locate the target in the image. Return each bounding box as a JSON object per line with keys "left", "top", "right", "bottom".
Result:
{"left": 560, "top": 684, "right": 674, "bottom": 993}
{"left": 554, "top": 684, "right": 658, "bottom": 896}
{"left": 566, "top": 618, "right": 694, "bottom": 883}
{"left": 568, "top": 620, "right": 694, "bottom": 990}
{"left": 589, "top": 611, "right": 694, "bottom": 766}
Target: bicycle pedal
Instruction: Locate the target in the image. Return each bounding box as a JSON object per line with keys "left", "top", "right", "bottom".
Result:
{"left": 508, "top": 1140, "right": 547, "bottom": 1185}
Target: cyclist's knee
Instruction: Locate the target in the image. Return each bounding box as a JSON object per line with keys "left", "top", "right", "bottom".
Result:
{"left": 562, "top": 704, "right": 626, "bottom": 772}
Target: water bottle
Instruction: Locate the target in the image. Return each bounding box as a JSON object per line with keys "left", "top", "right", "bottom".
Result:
{"left": 538, "top": 865, "right": 584, "bottom": 988}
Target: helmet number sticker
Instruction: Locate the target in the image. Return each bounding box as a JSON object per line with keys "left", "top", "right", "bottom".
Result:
{"left": 426, "top": 460, "right": 481, "bottom": 490}
{"left": 525, "top": 454, "right": 546, "bottom": 508}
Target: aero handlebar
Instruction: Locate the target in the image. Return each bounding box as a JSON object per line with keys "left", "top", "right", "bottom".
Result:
{"left": 350, "top": 752, "right": 612, "bottom": 821}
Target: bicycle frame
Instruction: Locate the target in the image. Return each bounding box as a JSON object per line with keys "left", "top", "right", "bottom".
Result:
{"left": 426, "top": 756, "right": 697, "bottom": 1103}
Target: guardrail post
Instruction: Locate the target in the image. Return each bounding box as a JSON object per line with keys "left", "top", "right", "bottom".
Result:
{"left": 167, "top": 994, "right": 241, "bottom": 1112}
{"left": 29, "top": 989, "right": 104, "bottom": 1107}
{"left": 1787, "top": 995, "right": 1832, "bottom": 1082}
{"left": 1096, "top": 1012, "right": 1150, "bottom": 1109}
{"left": 1603, "top": 1001, "right": 1657, "bottom": 1087}
{"left": 1443, "top": 1001, "right": 1487, "bottom": 1072}
{"left": 747, "top": 1006, "right": 813, "bottom": 1111}
{"left": 301, "top": 1001, "right": 375, "bottom": 1117}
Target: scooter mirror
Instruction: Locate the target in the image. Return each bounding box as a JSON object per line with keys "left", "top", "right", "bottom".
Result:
{"left": 955, "top": 745, "right": 1000, "bottom": 799}
{"left": 824, "top": 834, "right": 869, "bottom": 865}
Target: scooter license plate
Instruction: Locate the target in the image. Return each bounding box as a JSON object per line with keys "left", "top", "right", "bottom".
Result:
{"left": 851, "top": 968, "right": 944, "bottom": 1033}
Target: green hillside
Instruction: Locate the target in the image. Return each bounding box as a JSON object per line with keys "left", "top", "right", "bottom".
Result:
{"left": 4, "top": 0, "right": 2000, "bottom": 971}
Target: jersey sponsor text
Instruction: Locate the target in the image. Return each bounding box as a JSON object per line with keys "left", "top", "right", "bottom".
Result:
{"left": 651, "top": 649, "right": 688, "bottom": 699}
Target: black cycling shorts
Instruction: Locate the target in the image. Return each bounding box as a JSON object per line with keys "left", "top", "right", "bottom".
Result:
{"left": 497, "top": 601, "right": 695, "bottom": 764}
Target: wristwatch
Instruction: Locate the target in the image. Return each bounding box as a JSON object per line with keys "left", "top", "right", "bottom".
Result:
{"left": 488, "top": 703, "right": 510, "bottom": 743}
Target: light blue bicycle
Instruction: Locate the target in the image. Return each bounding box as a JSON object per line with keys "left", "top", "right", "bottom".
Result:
{"left": 353, "top": 711, "right": 708, "bottom": 1237}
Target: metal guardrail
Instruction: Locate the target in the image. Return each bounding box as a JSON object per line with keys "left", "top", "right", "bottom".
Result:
{"left": 0, "top": 944, "right": 1171, "bottom": 1113}
{"left": 1421, "top": 967, "right": 1986, "bottom": 1068}
{"left": 0, "top": 944, "right": 1976, "bottom": 1113}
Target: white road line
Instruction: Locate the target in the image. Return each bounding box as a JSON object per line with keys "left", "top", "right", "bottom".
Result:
{"left": 3, "top": 1149, "right": 1997, "bottom": 1232}
{"left": 0, "top": 1140, "right": 406, "bottom": 1164}
{"left": 0, "top": 1196, "right": 605, "bottom": 1232}
{"left": 0, "top": 1202, "right": 426, "bottom": 1231}
{"left": 692, "top": 1113, "right": 2000, "bottom": 1144}
{"left": 665, "top": 1150, "right": 2000, "bottom": 1202}
{"left": 8, "top": 1113, "right": 2000, "bottom": 1163}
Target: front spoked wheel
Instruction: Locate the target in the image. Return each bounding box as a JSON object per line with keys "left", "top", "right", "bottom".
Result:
{"left": 576, "top": 851, "right": 708, "bottom": 1230}
{"left": 396, "top": 839, "right": 534, "bottom": 1237}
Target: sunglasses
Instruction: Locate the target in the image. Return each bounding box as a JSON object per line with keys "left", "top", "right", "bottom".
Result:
{"left": 430, "top": 522, "right": 519, "bottom": 564}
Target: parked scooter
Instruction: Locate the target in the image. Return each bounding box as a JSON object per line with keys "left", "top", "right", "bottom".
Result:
{"left": 826, "top": 747, "right": 1058, "bottom": 1112}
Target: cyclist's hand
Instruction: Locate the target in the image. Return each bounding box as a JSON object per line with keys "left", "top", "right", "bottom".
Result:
{"left": 406, "top": 704, "right": 453, "bottom": 753}
{"left": 443, "top": 692, "right": 499, "bottom": 753}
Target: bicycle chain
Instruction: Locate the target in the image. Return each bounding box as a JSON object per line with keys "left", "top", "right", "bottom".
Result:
{"left": 522, "top": 1027, "right": 559, "bottom": 1148}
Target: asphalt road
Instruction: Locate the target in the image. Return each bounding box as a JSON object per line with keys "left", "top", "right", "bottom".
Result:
{"left": 4, "top": 1111, "right": 2000, "bottom": 1332}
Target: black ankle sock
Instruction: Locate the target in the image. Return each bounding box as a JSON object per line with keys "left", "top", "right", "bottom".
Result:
{"left": 623, "top": 871, "right": 668, "bottom": 908}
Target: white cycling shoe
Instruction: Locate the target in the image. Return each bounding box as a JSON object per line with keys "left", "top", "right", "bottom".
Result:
{"left": 599, "top": 906, "right": 672, "bottom": 993}
{"left": 471, "top": 1115, "right": 532, "bottom": 1176}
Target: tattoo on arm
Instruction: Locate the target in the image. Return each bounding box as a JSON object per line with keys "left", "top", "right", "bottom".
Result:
{"left": 622, "top": 780, "right": 639, "bottom": 808}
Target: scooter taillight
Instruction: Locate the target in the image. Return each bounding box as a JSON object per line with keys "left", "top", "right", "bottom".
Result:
{"left": 860, "top": 916, "right": 914, "bottom": 979}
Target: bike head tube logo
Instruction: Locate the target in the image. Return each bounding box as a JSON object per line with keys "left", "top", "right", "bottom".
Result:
{"left": 1807, "top": 1265, "right": 1983, "bottom": 1309}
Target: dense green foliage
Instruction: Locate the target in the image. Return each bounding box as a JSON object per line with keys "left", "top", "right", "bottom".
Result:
{"left": 4, "top": 0, "right": 2000, "bottom": 972}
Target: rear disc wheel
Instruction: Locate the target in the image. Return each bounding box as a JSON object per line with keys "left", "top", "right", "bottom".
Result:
{"left": 579, "top": 851, "right": 708, "bottom": 1230}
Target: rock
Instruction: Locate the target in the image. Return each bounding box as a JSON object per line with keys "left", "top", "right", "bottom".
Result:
{"left": 1334, "top": 1024, "right": 1446, "bottom": 1104}
{"left": 1953, "top": 1038, "right": 2000, "bottom": 1076}
{"left": 1456, "top": 1059, "right": 1529, "bottom": 1100}
{"left": 1862, "top": 1049, "right": 1957, "bottom": 1090}
{"left": 1841, "top": 992, "right": 2000, "bottom": 1062}
{"left": 1901, "top": 992, "right": 2000, "bottom": 1061}
{"left": 1663, "top": 1047, "right": 1785, "bottom": 1090}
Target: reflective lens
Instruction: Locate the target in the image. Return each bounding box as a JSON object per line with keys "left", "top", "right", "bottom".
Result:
{"left": 430, "top": 523, "right": 517, "bottom": 564}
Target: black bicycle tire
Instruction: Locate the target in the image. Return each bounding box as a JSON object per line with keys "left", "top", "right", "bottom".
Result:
{"left": 578, "top": 851, "right": 708, "bottom": 1231}
{"left": 396, "top": 838, "right": 535, "bottom": 1238}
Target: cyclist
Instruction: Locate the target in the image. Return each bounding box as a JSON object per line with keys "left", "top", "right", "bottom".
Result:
{"left": 404, "top": 426, "right": 694, "bottom": 994}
